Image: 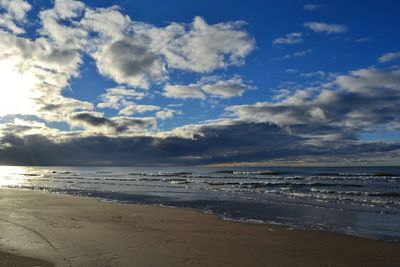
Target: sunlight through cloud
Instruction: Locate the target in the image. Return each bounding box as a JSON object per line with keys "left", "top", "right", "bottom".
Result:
{"left": 0, "top": 58, "right": 39, "bottom": 116}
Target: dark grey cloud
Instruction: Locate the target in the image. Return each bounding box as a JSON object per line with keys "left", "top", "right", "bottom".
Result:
{"left": 1, "top": 121, "right": 399, "bottom": 166}
{"left": 72, "top": 112, "right": 113, "bottom": 127}
{"left": 228, "top": 68, "right": 400, "bottom": 132}
{"left": 70, "top": 112, "right": 156, "bottom": 133}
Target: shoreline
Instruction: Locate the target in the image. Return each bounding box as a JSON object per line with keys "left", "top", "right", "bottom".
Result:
{"left": 1, "top": 188, "right": 399, "bottom": 266}
{"left": 7, "top": 185, "right": 400, "bottom": 242}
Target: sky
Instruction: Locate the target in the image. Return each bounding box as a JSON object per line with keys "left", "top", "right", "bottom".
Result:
{"left": 0, "top": 0, "right": 400, "bottom": 166}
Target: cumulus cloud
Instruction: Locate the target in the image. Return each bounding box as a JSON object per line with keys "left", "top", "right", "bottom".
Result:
{"left": 52, "top": 0, "right": 85, "bottom": 20}
{"left": 0, "top": 0, "right": 31, "bottom": 34}
{"left": 0, "top": 118, "right": 62, "bottom": 141}
{"left": 164, "top": 76, "right": 251, "bottom": 99}
{"left": 378, "top": 51, "right": 400, "bottom": 63}
{"left": 272, "top": 32, "right": 303, "bottom": 45}
{"left": 0, "top": 0, "right": 92, "bottom": 123}
{"left": 37, "top": 97, "right": 94, "bottom": 122}
{"left": 2, "top": 65, "right": 400, "bottom": 166}
{"left": 304, "top": 22, "right": 347, "bottom": 34}
{"left": 0, "top": 29, "right": 89, "bottom": 120}
{"left": 93, "top": 37, "right": 166, "bottom": 89}
{"left": 201, "top": 76, "right": 251, "bottom": 98}
{"left": 145, "top": 16, "right": 255, "bottom": 73}
{"left": 81, "top": 5, "right": 131, "bottom": 40}
{"left": 227, "top": 68, "right": 400, "bottom": 132}
{"left": 82, "top": 14, "right": 254, "bottom": 89}
{"left": 156, "top": 109, "right": 182, "bottom": 120}
{"left": 0, "top": 0, "right": 31, "bottom": 21}
{"left": 39, "top": 2, "right": 87, "bottom": 50}
{"left": 97, "top": 86, "right": 159, "bottom": 116}
{"left": 164, "top": 84, "right": 206, "bottom": 100}
{"left": 119, "top": 103, "right": 160, "bottom": 116}
{"left": 335, "top": 68, "right": 400, "bottom": 95}
{"left": 0, "top": 0, "right": 256, "bottom": 137}
{"left": 97, "top": 87, "right": 146, "bottom": 110}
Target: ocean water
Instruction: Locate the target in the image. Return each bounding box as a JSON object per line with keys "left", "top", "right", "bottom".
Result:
{"left": 1, "top": 166, "right": 399, "bottom": 241}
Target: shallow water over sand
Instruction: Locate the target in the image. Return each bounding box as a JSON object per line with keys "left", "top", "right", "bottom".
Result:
{"left": 1, "top": 166, "right": 400, "bottom": 241}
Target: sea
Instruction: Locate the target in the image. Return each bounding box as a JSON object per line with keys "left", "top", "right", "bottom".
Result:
{"left": 1, "top": 165, "right": 399, "bottom": 241}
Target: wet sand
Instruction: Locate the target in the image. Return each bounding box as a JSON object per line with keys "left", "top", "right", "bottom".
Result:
{"left": 0, "top": 188, "right": 399, "bottom": 267}
{"left": 0, "top": 250, "right": 53, "bottom": 267}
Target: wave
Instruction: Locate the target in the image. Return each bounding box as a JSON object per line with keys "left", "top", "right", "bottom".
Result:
{"left": 212, "top": 170, "right": 286, "bottom": 176}
{"left": 163, "top": 178, "right": 191, "bottom": 184}
{"left": 203, "top": 181, "right": 365, "bottom": 189}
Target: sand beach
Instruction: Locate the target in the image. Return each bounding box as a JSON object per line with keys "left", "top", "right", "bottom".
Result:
{"left": 0, "top": 188, "right": 399, "bottom": 267}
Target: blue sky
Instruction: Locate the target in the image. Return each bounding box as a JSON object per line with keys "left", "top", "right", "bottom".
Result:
{"left": 0, "top": 0, "right": 399, "bottom": 166}
{"left": 66, "top": 0, "right": 400, "bottom": 131}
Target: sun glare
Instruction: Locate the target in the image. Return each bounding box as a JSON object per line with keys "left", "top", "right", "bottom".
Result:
{"left": 0, "top": 59, "right": 39, "bottom": 116}
{"left": 0, "top": 166, "right": 27, "bottom": 187}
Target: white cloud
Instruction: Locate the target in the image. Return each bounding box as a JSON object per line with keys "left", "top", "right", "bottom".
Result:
{"left": 0, "top": 29, "right": 90, "bottom": 120}
{"left": 335, "top": 68, "right": 400, "bottom": 95}
{"left": 201, "top": 76, "right": 250, "bottom": 98}
{"left": 39, "top": 1, "right": 88, "bottom": 50}
{"left": 309, "top": 107, "right": 326, "bottom": 121}
{"left": 81, "top": 5, "right": 131, "bottom": 40}
{"left": 93, "top": 37, "right": 166, "bottom": 89}
{"left": 304, "top": 22, "right": 347, "bottom": 34}
{"left": 164, "top": 84, "right": 206, "bottom": 100}
{"left": 272, "top": 32, "right": 303, "bottom": 45}
{"left": 0, "top": 118, "right": 64, "bottom": 141}
{"left": 80, "top": 12, "right": 254, "bottom": 89}
{"left": 272, "top": 49, "right": 312, "bottom": 61}
{"left": 225, "top": 68, "right": 400, "bottom": 132}
{"left": 0, "top": 0, "right": 31, "bottom": 34}
{"left": 38, "top": 4, "right": 138, "bottom": 89}
{"left": 80, "top": 14, "right": 254, "bottom": 89}
{"left": 52, "top": 0, "right": 85, "bottom": 20}
{"left": 154, "top": 16, "right": 255, "bottom": 72}
{"left": 164, "top": 76, "right": 251, "bottom": 99}
{"left": 0, "top": 1, "right": 256, "bottom": 136}
{"left": 303, "top": 4, "right": 320, "bottom": 11}
{"left": 0, "top": 16, "right": 25, "bottom": 34}
{"left": 0, "top": 0, "right": 31, "bottom": 21}
{"left": 300, "top": 71, "right": 326, "bottom": 78}
{"left": 37, "top": 97, "right": 94, "bottom": 122}
{"left": 272, "top": 89, "right": 291, "bottom": 101}
{"left": 119, "top": 103, "right": 160, "bottom": 116}
{"left": 98, "top": 86, "right": 145, "bottom": 109}
{"left": 97, "top": 86, "right": 157, "bottom": 116}
{"left": 378, "top": 51, "right": 400, "bottom": 63}
{"left": 156, "top": 109, "right": 182, "bottom": 120}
